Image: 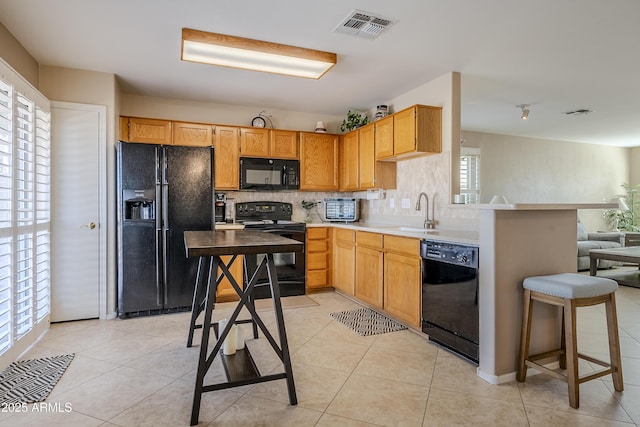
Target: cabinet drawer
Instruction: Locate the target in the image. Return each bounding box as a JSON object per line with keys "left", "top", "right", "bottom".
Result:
{"left": 335, "top": 228, "right": 355, "bottom": 243}
{"left": 384, "top": 235, "right": 419, "bottom": 256}
{"left": 306, "top": 239, "right": 328, "bottom": 253}
{"left": 307, "top": 252, "right": 328, "bottom": 270}
{"left": 307, "top": 227, "right": 329, "bottom": 240}
{"left": 357, "top": 231, "right": 383, "bottom": 249}
{"left": 307, "top": 270, "right": 328, "bottom": 288}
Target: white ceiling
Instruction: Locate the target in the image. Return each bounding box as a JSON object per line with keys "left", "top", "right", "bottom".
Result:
{"left": 1, "top": 0, "right": 639, "bottom": 147}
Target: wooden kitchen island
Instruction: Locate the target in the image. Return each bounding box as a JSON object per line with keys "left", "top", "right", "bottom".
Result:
{"left": 184, "top": 230, "right": 303, "bottom": 426}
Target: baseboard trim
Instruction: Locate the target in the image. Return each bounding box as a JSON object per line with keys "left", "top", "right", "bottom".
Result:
{"left": 477, "top": 361, "right": 561, "bottom": 384}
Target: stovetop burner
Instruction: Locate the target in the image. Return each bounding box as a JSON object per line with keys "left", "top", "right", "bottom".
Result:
{"left": 236, "top": 202, "right": 305, "bottom": 230}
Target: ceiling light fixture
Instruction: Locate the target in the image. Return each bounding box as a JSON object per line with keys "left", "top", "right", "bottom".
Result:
{"left": 517, "top": 104, "right": 530, "bottom": 120}
{"left": 181, "top": 28, "right": 337, "bottom": 79}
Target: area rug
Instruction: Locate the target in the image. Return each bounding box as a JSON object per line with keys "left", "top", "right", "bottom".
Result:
{"left": 254, "top": 295, "right": 319, "bottom": 312}
{"left": 330, "top": 307, "right": 407, "bottom": 336}
{"left": 0, "top": 354, "right": 74, "bottom": 404}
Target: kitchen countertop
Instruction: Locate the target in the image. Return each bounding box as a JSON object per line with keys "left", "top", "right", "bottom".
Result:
{"left": 306, "top": 221, "right": 479, "bottom": 245}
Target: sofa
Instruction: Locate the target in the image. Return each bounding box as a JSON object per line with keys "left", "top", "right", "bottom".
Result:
{"left": 577, "top": 221, "right": 623, "bottom": 271}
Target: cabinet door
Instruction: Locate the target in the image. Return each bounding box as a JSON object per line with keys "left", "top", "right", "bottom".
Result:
{"left": 306, "top": 227, "right": 330, "bottom": 290}
{"left": 355, "top": 245, "right": 384, "bottom": 308}
{"left": 393, "top": 107, "right": 417, "bottom": 156}
{"left": 270, "top": 130, "right": 298, "bottom": 159}
{"left": 173, "top": 122, "right": 213, "bottom": 147}
{"left": 374, "top": 115, "right": 394, "bottom": 159}
{"left": 299, "top": 132, "right": 338, "bottom": 191}
{"left": 214, "top": 126, "right": 240, "bottom": 190}
{"left": 240, "top": 127, "right": 270, "bottom": 157}
{"left": 384, "top": 252, "right": 421, "bottom": 327}
{"left": 216, "top": 255, "right": 244, "bottom": 302}
{"left": 333, "top": 240, "right": 355, "bottom": 295}
{"left": 128, "top": 118, "right": 172, "bottom": 145}
{"left": 358, "top": 124, "right": 375, "bottom": 189}
{"left": 339, "top": 131, "right": 359, "bottom": 191}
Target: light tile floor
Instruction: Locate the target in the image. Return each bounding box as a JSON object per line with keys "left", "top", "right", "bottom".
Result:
{"left": 2, "top": 285, "right": 640, "bottom": 426}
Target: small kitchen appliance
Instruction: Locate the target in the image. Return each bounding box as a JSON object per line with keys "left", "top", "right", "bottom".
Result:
{"left": 215, "top": 193, "right": 226, "bottom": 222}
{"left": 323, "top": 198, "right": 359, "bottom": 222}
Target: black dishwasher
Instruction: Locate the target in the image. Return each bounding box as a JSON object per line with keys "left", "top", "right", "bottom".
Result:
{"left": 421, "top": 239, "right": 479, "bottom": 364}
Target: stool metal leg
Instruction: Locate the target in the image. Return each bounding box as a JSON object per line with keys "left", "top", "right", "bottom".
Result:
{"left": 517, "top": 289, "right": 533, "bottom": 382}
{"left": 187, "top": 256, "right": 209, "bottom": 348}
{"left": 266, "top": 253, "right": 297, "bottom": 405}
{"left": 606, "top": 293, "right": 624, "bottom": 392}
{"left": 564, "top": 298, "right": 579, "bottom": 409}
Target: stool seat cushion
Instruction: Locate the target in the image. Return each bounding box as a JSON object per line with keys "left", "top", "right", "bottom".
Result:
{"left": 523, "top": 273, "right": 618, "bottom": 299}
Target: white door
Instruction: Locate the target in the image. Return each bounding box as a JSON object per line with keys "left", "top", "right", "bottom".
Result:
{"left": 50, "top": 102, "right": 106, "bottom": 321}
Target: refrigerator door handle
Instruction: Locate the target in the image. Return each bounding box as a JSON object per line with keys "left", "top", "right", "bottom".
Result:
{"left": 156, "top": 228, "right": 163, "bottom": 306}
{"left": 162, "top": 228, "right": 169, "bottom": 306}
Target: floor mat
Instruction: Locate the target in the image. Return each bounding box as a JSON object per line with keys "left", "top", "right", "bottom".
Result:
{"left": 0, "top": 354, "right": 75, "bottom": 404}
{"left": 330, "top": 307, "right": 407, "bottom": 336}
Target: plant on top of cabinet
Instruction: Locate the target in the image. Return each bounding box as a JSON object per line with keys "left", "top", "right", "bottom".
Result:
{"left": 340, "top": 110, "right": 369, "bottom": 132}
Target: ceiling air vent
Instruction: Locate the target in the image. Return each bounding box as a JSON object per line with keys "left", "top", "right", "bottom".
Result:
{"left": 333, "top": 9, "right": 397, "bottom": 39}
{"left": 563, "top": 109, "right": 594, "bottom": 116}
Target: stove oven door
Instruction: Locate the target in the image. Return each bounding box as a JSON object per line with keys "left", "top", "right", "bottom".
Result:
{"left": 245, "top": 228, "right": 306, "bottom": 299}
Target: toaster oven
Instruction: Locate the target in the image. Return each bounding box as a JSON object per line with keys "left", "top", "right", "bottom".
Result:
{"left": 323, "top": 198, "right": 359, "bottom": 222}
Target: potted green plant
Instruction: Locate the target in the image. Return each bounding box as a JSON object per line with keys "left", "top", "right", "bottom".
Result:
{"left": 604, "top": 183, "right": 640, "bottom": 231}
{"left": 340, "top": 110, "right": 369, "bottom": 133}
{"left": 301, "top": 200, "right": 317, "bottom": 223}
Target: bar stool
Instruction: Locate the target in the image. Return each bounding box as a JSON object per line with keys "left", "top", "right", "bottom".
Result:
{"left": 517, "top": 273, "right": 623, "bottom": 408}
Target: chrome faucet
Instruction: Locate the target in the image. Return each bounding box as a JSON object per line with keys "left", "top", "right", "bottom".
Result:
{"left": 416, "top": 192, "right": 435, "bottom": 229}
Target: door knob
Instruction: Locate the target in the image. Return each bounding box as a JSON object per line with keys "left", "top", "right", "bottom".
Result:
{"left": 82, "top": 222, "right": 97, "bottom": 230}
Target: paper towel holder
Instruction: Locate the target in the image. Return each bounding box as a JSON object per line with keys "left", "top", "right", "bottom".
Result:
{"left": 366, "top": 189, "right": 386, "bottom": 200}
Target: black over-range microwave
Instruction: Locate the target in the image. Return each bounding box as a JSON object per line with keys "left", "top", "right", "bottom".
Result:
{"left": 239, "top": 158, "right": 300, "bottom": 191}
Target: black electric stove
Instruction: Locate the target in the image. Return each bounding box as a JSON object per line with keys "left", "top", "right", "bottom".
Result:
{"left": 236, "top": 201, "right": 306, "bottom": 298}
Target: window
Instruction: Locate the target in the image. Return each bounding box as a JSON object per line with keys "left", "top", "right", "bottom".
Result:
{"left": 0, "top": 59, "right": 50, "bottom": 359}
{"left": 460, "top": 147, "right": 480, "bottom": 204}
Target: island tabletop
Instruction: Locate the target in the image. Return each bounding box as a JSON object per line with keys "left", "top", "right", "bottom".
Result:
{"left": 184, "top": 229, "right": 303, "bottom": 257}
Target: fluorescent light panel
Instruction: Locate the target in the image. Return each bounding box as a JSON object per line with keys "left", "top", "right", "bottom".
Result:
{"left": 181, "top": 28, "right": 337, "bottom": 79}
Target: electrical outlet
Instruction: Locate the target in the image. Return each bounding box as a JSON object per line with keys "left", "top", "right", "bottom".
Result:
{"left": 389, "top": 198, "right": 395, "bottom": 209}
{"left": 401, "top": 198, "right": 411, "bottom": 209}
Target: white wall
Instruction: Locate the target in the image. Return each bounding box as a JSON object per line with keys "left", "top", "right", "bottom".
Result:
{"left": 461, "top": 131, "right": 630, "bottom": 231}
{"left": 631, "top": 147, "right": 640, "bottom": 187}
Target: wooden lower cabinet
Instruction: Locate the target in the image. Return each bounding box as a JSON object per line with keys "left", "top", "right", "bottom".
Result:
{"left": 383, "top": 235, "right": 421, "bottom": 327}
{"left": 215, "top": 255, "right": 244, "bottom": 302}
{"left": 355, "top": 232, "right": 384, "bottom": 308}
{"left": 306, "top": 227, "right": 331, "bottom": 291}
{"left": 333, "top": 229, "right": 355, "bottom": 296}
{"left": 383, "top": 252, "right": 421, "bottom": 327}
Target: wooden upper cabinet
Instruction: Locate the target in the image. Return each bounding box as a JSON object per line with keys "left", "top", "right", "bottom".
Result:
{"left": 374, "top": 115, "right": 394, "bottom": 159}
{"left": 214, "top": 126, "right": 240, "bottom": 190}
{"left": 393, "top": 105, "right": 442, "bottom": 160}
{"left": 339, "top": 131, "right": 359, "bottom": 191}
{"left": 173, "top": 122, "right": 213, "bottom": 147}
{"left": 358, "top": 124, "right": 375, "bottom": 189}
{"left": 299, "top": 132, "right": 338, "bottom": 191}
{"left": 270, "top": 130, "right": 298, "bottom": 159}
{"left": 239, "top": 128, "right": 298, "bottom": 159}
{"left": 126, "top": 117, "right": 172, "bottom": 145}
{"left": 240, "top": 127, "right": 270, "bottom": 157}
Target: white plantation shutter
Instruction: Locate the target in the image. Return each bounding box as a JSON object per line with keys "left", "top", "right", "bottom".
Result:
{"left": 0, "top": 76, "right": 12, "bottom": 353}
{"left": 460, "top": 147, "right": 480, "bottom": 204}
{"left": 0, "top": 59, "right": 50, "bottom": 359}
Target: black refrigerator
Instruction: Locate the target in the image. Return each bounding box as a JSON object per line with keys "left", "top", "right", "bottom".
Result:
{"left": 116, "top": 141, "right": 214, "bottom": 317}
